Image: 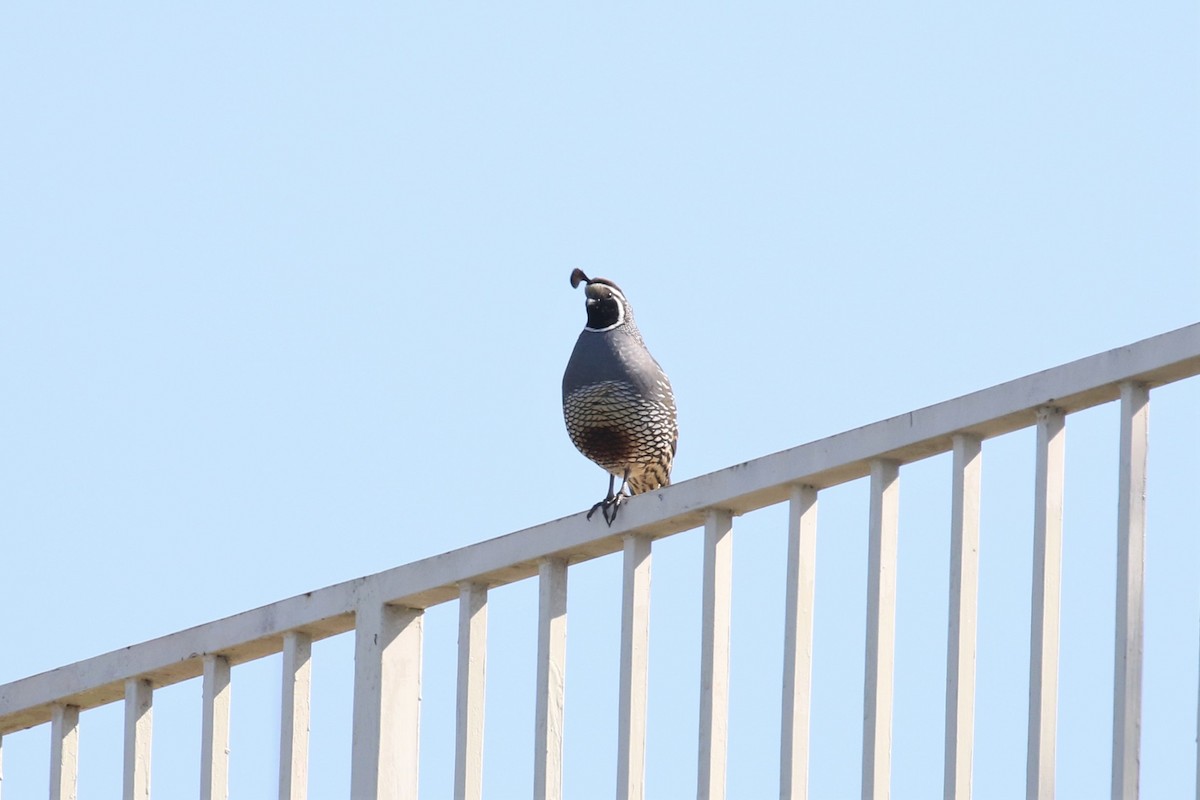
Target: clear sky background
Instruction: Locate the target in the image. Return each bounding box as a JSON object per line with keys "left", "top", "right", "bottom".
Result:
{"left": 2, "top": 3, "right": 1198, "bottom": 798}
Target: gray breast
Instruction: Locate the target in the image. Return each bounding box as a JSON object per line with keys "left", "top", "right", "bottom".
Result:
{"left": 562, "top": 326, "right": 677, "bottom": 486}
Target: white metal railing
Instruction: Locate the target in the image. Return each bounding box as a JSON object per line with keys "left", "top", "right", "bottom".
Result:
{"left": 2, "top": 323, "right": 1199, "bottom": 800}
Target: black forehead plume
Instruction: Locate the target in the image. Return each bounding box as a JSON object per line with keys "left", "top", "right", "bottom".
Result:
{"left": 569, "top": 269, "right": 625, "bottom": 296}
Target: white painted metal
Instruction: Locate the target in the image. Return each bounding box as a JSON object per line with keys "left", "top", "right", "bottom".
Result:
{"left": 698, "top": 509, "right": 734, "bottom": 800}
{"left": 1027, "top": 407, "right": 1066, "bottom": 800}
{"left": 200, "top": 654, "right": 231, "bottom": 800}
{"left": 49, "top": 703, "right": 79, "bottom": 800}
{"left": 945, "top": 435, "right": 982, "bottom": 800}
{"left": 2, "top": 325, "right": 1199, "bottom": 798}
{"left": 1112, "top": 382, "right": 1149, "bottom": 800}
{"left": 279, "top": 631, "right": 312, "bottom": 800}
{"left": 862, "top": 460, "right": 901, "bottom": 800}
{"left": 3, "top": 324, "right": 1198, "bottom": 737}
{"left": 534, "top": 558, "right": 569, "bottom": 800}
{"left": 780, "top": 485, "right": 818, "bottom": 800}
{"left": 454, "top": 582, "right": 488, "bottom": 800}
{"left": 123, "top": 678, "right": 152, "bottom": 800}
{"left": 349, "top": 602, "right": 423, "bottom": 800}
{"left": 617, "top": 534, "right": 653, "bottom": 800}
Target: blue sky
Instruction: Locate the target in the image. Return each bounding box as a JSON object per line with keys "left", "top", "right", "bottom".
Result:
{"left": 2, "top": 3, "right": 1198, "bottom": 798}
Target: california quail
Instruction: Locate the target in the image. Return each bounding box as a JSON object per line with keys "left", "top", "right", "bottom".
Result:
{"left": 563, "top": 269, "right": 678, "bottom": 525}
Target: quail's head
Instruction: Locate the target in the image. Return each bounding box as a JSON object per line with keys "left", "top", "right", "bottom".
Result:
{"left": 570, "top": 269, "right": 628, "bottom": 330}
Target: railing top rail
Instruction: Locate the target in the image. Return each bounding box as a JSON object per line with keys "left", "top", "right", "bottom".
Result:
{"left": 3, "top": 322, "right": 1198, "bottom": 735}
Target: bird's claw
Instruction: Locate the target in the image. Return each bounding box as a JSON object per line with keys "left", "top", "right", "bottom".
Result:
{"left": 586, "top": 493, "right": 625, "bottom": 526}
{"left": 586, "top": 471, "right": 631, "bottom": 526}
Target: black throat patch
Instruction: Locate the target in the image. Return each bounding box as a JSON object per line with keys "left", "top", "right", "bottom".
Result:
{"left": 586, "top": 296, "right": 623, "bottom": 330}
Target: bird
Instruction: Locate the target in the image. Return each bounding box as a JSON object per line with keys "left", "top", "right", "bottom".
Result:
{"left": 562, "top": 269, "right": 678, "bottom": 525}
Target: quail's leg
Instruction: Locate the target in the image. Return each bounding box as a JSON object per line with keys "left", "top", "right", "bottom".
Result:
{"left": 601, "top": 469, "right": 632, "bottom": 526}
{"left": 587, "top": 474, "right": 618, "bottom": 522}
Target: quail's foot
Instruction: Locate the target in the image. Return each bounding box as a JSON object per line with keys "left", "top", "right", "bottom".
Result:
{"left": 587, "top": 492, "right": 626, "bottom": 526}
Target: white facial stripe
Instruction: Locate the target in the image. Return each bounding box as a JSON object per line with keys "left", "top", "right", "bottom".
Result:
{"left": 590, "top": 283, "right": 627, "bottom": 301}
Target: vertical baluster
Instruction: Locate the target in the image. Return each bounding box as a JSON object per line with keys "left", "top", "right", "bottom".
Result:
{"left": 49, "top": 703, "right": 79, "bottom": 800}
{"left": 279, "top": 632, "right": 312, "bottom": 800}
{"left": 200, "top": 654, "right": 231, "bottom": 800}
{"left": 617, "top": 534, "right": 653, "bottom": 800}
{"left": 781, "top": 485, "right": 818, "bottom": 800}
{"left": 455, "top": 582, "right": 488, "bottom": 800}
{"left": 534, "top": 558, "right": 569, "bottom": 800}
{"left": 1112, "top": 383, "right": 1149, "bottom": 800}
{"left": 945, "top": 435, "right": 982, "bottom": 800}
{"left": 698, "top": 510, "right": 734, "bottom": 800}
{"left": 863, "top": 459, "right": 900, "bottom": 800}
{"left": 1027, "top": 407, "right": 1066, "bottom": 800}
{"left": 350, "top": 602, "right": 424, "bottom": 800}
{"left": 123, "top": 678, "right": 153, "bottom": 800}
